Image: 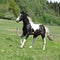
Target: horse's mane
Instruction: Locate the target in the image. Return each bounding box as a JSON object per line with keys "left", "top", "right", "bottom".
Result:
{"left": 20, "top": 11, "right": 33, "bottom": 24}
{"left": 21, "top": 11, "right": 29, "bottom": 16}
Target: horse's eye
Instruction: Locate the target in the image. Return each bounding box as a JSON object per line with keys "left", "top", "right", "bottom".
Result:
{"left": 20, "top": 14, "right": 23, "bottom": 17}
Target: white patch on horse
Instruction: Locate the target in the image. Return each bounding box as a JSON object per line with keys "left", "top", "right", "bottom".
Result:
{"left": 43, "top": 38, "right": 46, "bottom": 50}
{"left": 16, "top": 14, "right": 22, "bottom": 21}
{"left": 27, "top": 16, "right": 41, "bottom": 31}
{"left": 45, "top": 26, "right": 49, "bottom": 36}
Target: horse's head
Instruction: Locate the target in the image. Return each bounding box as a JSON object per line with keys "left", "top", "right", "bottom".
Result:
{"left": 16, "top": 11, "right": 29, "bottom": 23}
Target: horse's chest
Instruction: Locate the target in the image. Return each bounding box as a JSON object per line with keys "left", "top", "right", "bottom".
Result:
{"left": 23, "top": 24, "right": 31, "bottom": 35}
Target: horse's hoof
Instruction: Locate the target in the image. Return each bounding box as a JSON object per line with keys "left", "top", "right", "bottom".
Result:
{"left": 29, "top": 46, "right": 32, "bottom": 48}
{"left": 43, "top": 48, "right": 45, "bottom": 51}
{"left": 20, "top": 46, "right": 23, "bottom": 48}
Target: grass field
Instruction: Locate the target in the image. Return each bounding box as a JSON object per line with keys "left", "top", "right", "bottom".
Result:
{"left": 0, "top": 19, "right": 60, "bottom": 60}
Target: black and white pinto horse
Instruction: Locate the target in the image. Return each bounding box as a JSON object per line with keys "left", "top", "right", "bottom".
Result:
{"left": 16, "top": 11, "right": 52, "bottom": 50}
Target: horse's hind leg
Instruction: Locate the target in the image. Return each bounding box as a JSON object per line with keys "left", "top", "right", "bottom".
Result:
{"left": 29, "top": 37, "right": 36, "bottom": 48}
{"left": 41, "top": 34, "right": 46, "bottom": 50}
{"left": 43, "top": 37, "right": 46, "bottom": 50}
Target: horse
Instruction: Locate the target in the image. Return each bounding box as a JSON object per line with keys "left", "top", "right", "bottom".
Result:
{"left": 16, "top": 11, "right": 52, "bottom": 50}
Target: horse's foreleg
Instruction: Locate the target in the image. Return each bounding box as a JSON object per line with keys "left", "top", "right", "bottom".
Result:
{"left": 20, "top": 39, "right": 23, "bottom": 44}
{"left": 20, "top": 33, "right": 29, "bottom": 48}
{"left": 20, "top": 34, "right": 25, "bottom": 48}
{"left": 43, "top": 37, "right": 46, "bottom": 50}
{"left": 20, "top": 34, "right": 24, "bottom": 44}
{"left": 20, "top": 38, "right": 26, "bottom": 48}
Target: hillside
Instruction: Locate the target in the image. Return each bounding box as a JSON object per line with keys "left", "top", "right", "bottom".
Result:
{"left": 0, "top": 0, "right": 60, "bottom": 25}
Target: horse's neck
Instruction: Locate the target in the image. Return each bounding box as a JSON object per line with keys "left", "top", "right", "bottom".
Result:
{"left": 23, "top": 18, "right": 30, "bottom": 26}
{"left": 22, "top": 16, "right": 34, "bottom": 28}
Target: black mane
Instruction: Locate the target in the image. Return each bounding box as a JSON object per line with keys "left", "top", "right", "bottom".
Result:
{"left": 20, "top": 11, "right": 29, "bottom": 16}
{"left": 19, "top": 11, "right": 30, "bottom": 26}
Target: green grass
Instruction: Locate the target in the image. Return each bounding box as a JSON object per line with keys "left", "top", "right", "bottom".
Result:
{"left": 0, "top": 19, "right": 60, "bottom": 60}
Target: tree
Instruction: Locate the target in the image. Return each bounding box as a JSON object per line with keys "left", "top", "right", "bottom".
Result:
{"left": 8, "top": 0, "right": 20, "bottom": 17}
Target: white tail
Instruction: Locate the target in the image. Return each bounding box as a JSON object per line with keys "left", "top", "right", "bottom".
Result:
{"left": 45, "top": 26, "right": 53, "bottom": 41}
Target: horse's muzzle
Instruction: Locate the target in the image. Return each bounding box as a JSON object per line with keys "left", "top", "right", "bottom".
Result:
{"left": 16, "top": 20, "right": 19, "bottom": 23}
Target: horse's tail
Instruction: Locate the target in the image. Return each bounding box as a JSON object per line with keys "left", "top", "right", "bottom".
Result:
{"left": 47, "top": 34, "right": 53, "bottom": 41}
{"left": 45, "top": 27, "right": 53, "bottom": 41}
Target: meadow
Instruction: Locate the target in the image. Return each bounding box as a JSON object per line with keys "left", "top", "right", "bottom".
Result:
{"left": 0, "top": 19, "right": 60, "bottom": 60}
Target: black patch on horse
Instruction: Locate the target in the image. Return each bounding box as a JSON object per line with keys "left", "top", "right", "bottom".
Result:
{"left": 39, "top": 25, "right": 46, "bottom": 39}
{"left": 22, "top": 24, "right": 31, "bottom": 36}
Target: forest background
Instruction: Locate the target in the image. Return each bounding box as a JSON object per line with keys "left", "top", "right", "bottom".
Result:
{"left": 0, "top": 0, "right": 60, "bottom": 26}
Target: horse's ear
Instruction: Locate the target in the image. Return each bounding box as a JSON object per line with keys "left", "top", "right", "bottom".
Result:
{"left": 20, "top": 10, "right": 25, "bottom": 14}
{"left": 25, "top": 12, "right": 29, "bottom": 16}
{"left": 22, "top": 11, "right": 25, "bottom": 13}
{"left": 26, "top": 13, "right": 29, "bottom": 16}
